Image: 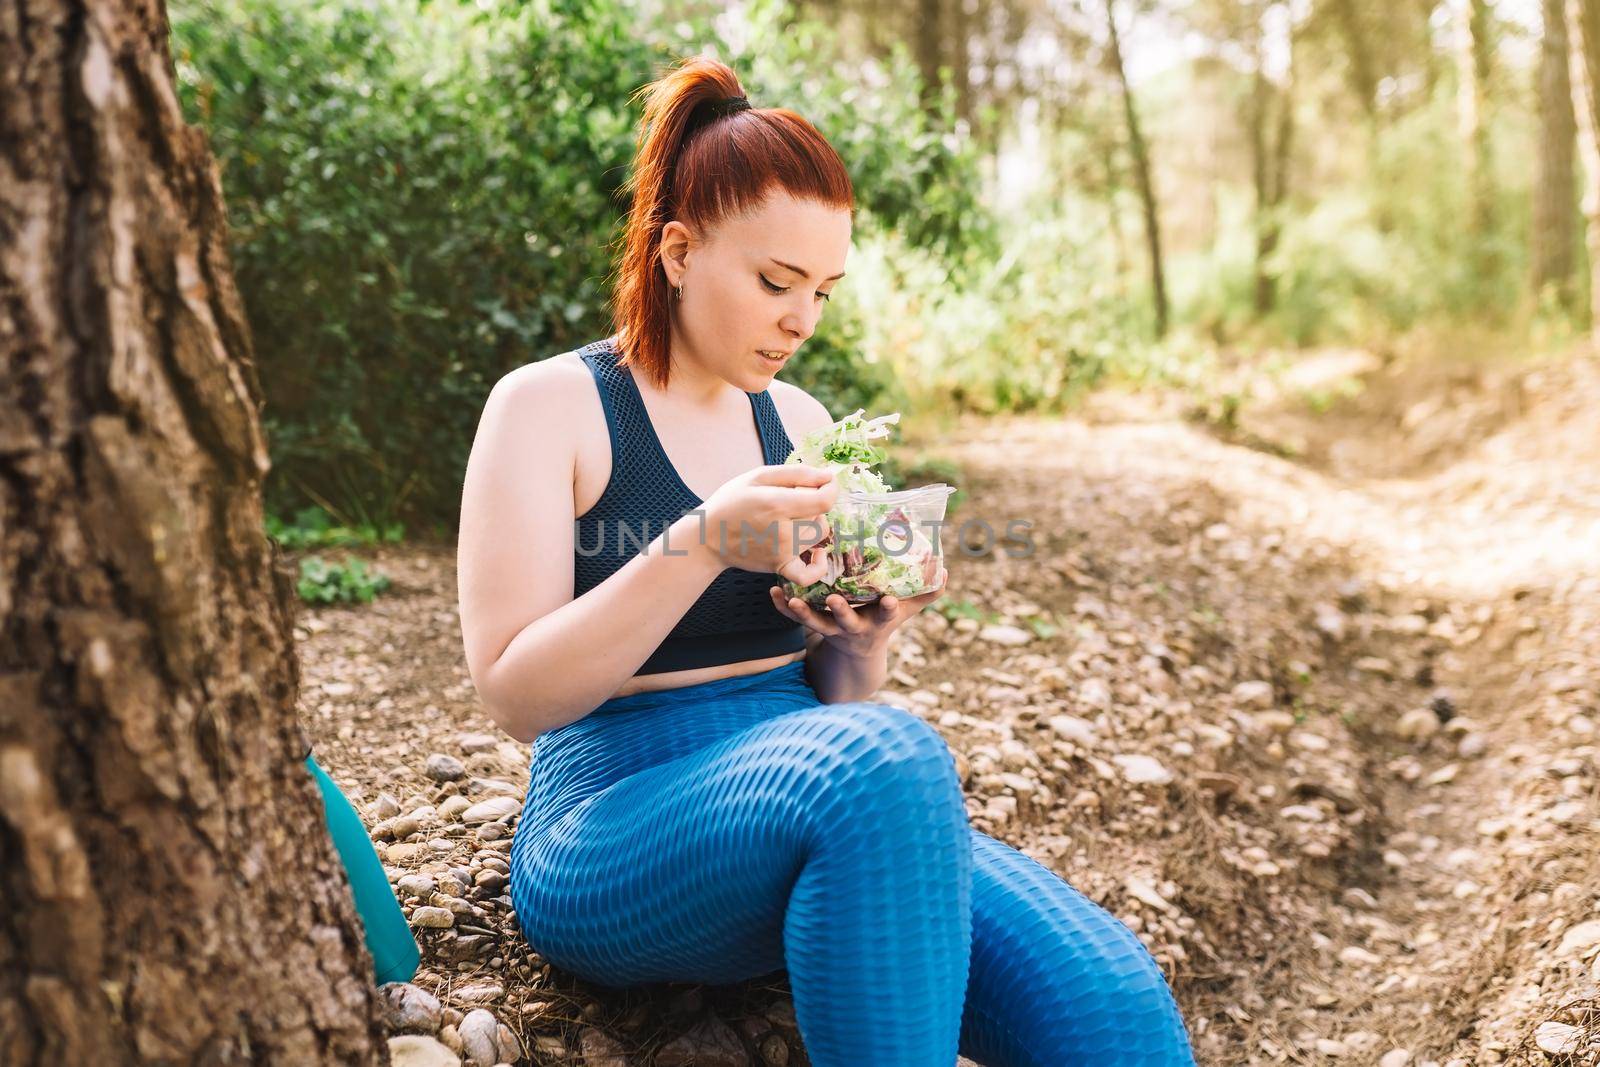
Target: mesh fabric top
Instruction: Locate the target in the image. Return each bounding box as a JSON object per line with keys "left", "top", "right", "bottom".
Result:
{"left": 572, "top": 336, "right": 808, "bottom": 675}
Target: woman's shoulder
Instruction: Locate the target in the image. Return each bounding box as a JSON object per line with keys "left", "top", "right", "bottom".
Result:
{"left": 492, "top": 349, "right": 596, "bottom": 403}
{"left": 478, "top": 351, "right": 610, "bottom": 459}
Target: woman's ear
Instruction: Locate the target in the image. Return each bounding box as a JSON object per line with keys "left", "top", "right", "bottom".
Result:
{"left": 659, "top": 220, "right": 692, "bottom": 287}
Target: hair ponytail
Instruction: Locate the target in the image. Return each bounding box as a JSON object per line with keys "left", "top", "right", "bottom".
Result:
{"left": 607, "top": 55, "right": 854, "bottom": 389}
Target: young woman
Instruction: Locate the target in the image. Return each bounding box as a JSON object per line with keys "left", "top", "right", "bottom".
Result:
{"left": 456, "top": 55, "right": 1195, "bottom": 1067}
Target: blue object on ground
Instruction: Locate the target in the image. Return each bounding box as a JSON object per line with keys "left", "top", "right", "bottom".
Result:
{"left": 305, "top": 751, "right": 420, "bottom": 986}
{"left": 510, "top": 660, "right": 1196, "bottom": 1066}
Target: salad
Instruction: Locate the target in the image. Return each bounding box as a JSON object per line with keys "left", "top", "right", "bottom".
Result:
{"left": 780, "top": 409, "right": 950, "bottom": 610}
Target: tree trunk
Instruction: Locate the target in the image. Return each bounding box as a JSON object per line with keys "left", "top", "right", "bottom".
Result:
{"left": 1330, "top": 0, "right": 1391, "bottom": 231}
{"left": 0, "top": 0, "right": 389, "bottom": 1062}
{"left": 1535, "top": 0, "right": 1579, "bottom": 307}
{"left": 915, "top": 0, "right": 947, "bottom": 114}
{"left": 1105, "top": 0, "right": 1170, "bottom": 337}
{"left": 1458, "top": 0, "right": 1500, "bottom": 285}
{"left": 951, "top": 0, "right": 974, "bottom": 127}
{"left": 1570, "top": 0, "right": 1600, "bottom": 333}
{"left": 1251, "top": 5, "right": 1297, "bottom": 316}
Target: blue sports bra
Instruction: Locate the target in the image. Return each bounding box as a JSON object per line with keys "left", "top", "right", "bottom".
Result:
{"left": 571, "top": 336, "right": 808, "bottom": 675}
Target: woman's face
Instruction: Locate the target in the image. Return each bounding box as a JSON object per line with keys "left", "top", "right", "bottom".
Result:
{"left": 659, "top": 189, "right": 851, "bottom": 393}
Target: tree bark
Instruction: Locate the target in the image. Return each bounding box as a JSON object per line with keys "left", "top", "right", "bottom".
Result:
{"left": 1105, "top": 0, "right": 1170, "bottom": 337}
{"left": 1250, "top": 4, "right": 1296, "bottom": 315}
{"left": 1330, "top": 0, "right": 1392, "bottom": 231}
{"left": 0, "top": 0, "right": 389, "bottom": 1061}
{"left": 1535, "top": 0, "right": 1578, "bottom": 306}
{"left": 1570, "top": 0, "right": 1600, "bottom": 333}
{"left": 1458, "top": 0, "right": 1500, "bottom": 284}
{"left": 915, "top": 0, "right": 947, "bottom": 115}
{"left": 951, "top": 0, "right": 974, "bottom": 127}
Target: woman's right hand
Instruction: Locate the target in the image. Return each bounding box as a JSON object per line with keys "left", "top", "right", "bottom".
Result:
{"left": 697, "top": 464, "right": 839, "bottom": 584}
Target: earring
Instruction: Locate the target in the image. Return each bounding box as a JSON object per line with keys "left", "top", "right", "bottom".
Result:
{"left": 676, "top": 284, "right": 684, "bottom": 301}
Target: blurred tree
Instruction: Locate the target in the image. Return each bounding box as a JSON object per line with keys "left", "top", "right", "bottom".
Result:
{"left": 1458, "top": 0, "right": 1501, "bottom": 285}
{"left": 1571, "top": 0, "right": 1600, "bottom": 333}
{"left": 1247, "top": 1, "right": 1298, "bottom": 313}
{"left": 1105, "top": 0, "right": 1171, "bottom": 335}
{"left": 1534, "top": 0, "right": 1578, "bottom": 307}
{"left": 0, "top": 0, "right": 387, "bottom": 1059}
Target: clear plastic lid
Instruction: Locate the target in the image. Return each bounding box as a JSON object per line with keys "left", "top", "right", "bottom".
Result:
{"left": 838, "top": 483, "right": 957, "bottom": 503}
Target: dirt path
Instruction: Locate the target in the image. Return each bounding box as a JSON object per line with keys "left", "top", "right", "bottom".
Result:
{"left": 297, "top": 348, "right": 1600, "bottom": 1066}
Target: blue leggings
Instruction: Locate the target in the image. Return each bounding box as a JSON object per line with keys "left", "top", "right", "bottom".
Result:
{"left": 509, "top": 660, "right": 1194, "bottom": 1066}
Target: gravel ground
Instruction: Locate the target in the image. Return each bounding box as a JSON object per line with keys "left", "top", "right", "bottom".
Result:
{"left": 298, "top": 347, "right": 1600, "bottom": 1066}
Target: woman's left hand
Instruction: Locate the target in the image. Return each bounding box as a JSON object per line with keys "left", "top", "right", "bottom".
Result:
{"left": 768, "top": 567, "right": 948, "bottom": 658}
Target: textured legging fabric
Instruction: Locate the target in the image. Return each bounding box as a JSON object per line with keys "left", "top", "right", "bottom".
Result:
{"left": 509, "top": 660, "right": 1195, "bottom": 1066}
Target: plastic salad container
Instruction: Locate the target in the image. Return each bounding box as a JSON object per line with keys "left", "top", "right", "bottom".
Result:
{"left": 778, "top": 408, "right": 956, "bottom": 610}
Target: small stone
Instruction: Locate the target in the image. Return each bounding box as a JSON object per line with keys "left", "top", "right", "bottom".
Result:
{"left": 381, "top": 982, "right": 443, "bottom": 1034}
{"left": 388, "top": 1035, "right": 462, "bottom": 1067}
{"left": 1256, "top": 710, "right": 1296, "bottom": 735}
{"left": 1314, "top": 605, "right": 1347, "bottom": 641}
{"left": 461, "top": 797, "right": 520, "bottom": 825}
{"left": 457, "top": 732, "right": 499, "bottom": 754}
{"left": 1112, "top": 754, "right": 1173, "bottom": 786}
{"left": 410, "top": 906, "right": 454, "bottom": 929}
{"left": 1232, "top": 680, "right": 1275, "bottom": 709}
{"left": 1341, "top": 887, "right": 1379, "bottom": 910}
{"left": 369, "top": 793, "right": 402, "bottom": 820}
{"left": 1036, "top": 666, "right": 1071, "bottom": 691}
{"left": 494, "top": 1023, "right": 523, "bottom": 1065}
{"left": 978, "top": 624, "right": 1033, "bottom": 646}
{"left": 1124, "top": 875, "right": 1176, "bottom": 914}
{"left": 1354, "top": 657, "right": 1394, "bottom": 678}
{"left": 453, "top": 980, "right": 505, "bottom": 1006}
{"left": 398, "top": 875, "right": 436, "bottom": 899}
{"left": 457, "top": 1008, "right": 500, "bottom": 1067}
{"left": 1556, "top": 919, "right": 1600, "bottom": 956}
{"left": 1195, "top": 771, "right": 1244, "bottom": 798}
{"left": 1338, "top": 945, "right": 1383, "bottom": 966}
{"left": 1535, "top": 1021, "right": 1581, "bottom": 1055}
{"left": 1289, "top": 731, "right": 1330, "bottom": 752}
{"left": 1315, "top": 1038, "right": 1348, "bottom": 1056}
{"left": 1047, "top": 715, "right": 1097, "bottom": 746}
{"left": 425, "top": 753, "right": 468, "bottom": 782}
{"left": 1548, "top": 756, "right": 1587, "bottom": 777}
{"left": 438, "top": 795, "right": 473, "bottom": 820}
{"left": 438, "top": 1025, "right": 463, "bottom": 1054}
{"left": 1422, "top": 763, "right": 1459, "bottom": 786}
{"left": 1378, "top": 1051, "right": 1411, "bottom": 1067}
{"left": 533, "top": 1034, "right": 568, "bottom": 1056}
{"left": 1457, "top": 734, "right": 1486, "bottom": 759}
{"left": 1396, "top": 708, "right": 1440, "bottom": 741}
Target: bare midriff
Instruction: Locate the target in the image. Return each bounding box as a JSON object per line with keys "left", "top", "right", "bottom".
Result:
{"left": 607, "top": 647, "right": 809, "bottom": 700}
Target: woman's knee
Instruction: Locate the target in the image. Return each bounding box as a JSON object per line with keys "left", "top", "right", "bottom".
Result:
{"left": 778, "top": 701, "right": 965, "bottom": 813}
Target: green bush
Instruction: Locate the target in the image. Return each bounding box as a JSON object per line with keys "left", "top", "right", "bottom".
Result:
{"left": 266, "top": 505, "right": 403, "bottom": 550}
{"left": 171, "top": 0, "right": 987, "bottom": 535}
{"left": 296, "top": 555, "right": 392, "bottom": 605}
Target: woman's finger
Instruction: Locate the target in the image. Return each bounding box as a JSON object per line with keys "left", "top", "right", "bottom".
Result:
{"left": 825, "top": 594, "right": 870, "bottom": 634}
{"left": 786, "top": 594, "right": 843, "bottom": 636}
{"left": 769, "top": 586, "right": 801, "bottom": 622}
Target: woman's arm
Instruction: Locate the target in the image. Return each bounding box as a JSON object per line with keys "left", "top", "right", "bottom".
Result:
{"left": 803, "top": 630, "right": 892, "bottom": 705}
{"left": 458, "top": 362, "right": 725, "bottom": 743}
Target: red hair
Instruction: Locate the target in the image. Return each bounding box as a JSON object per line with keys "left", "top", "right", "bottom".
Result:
{"left": 607, "top": 55, "right": 855, "bottom": 389}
